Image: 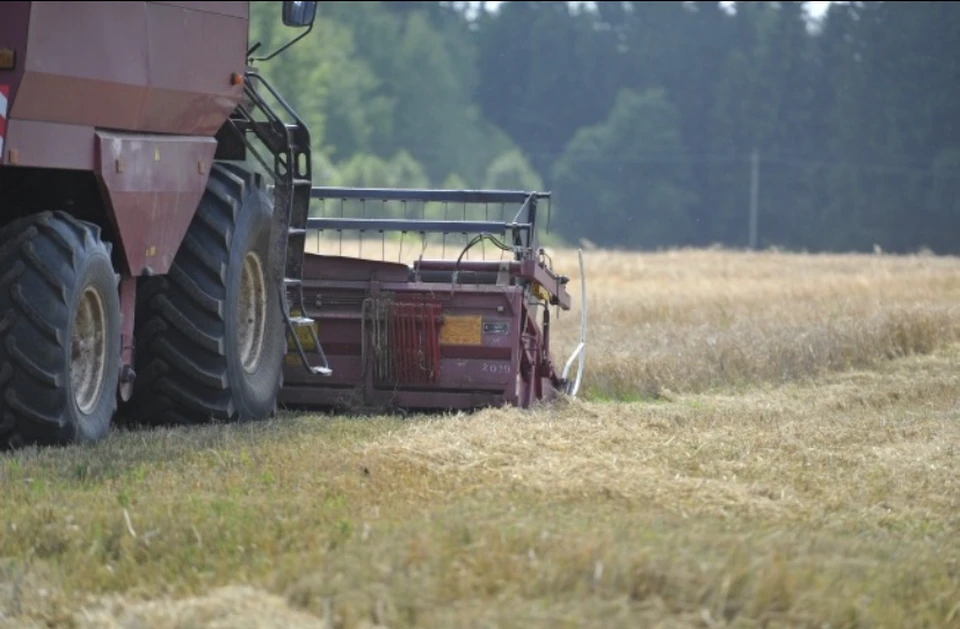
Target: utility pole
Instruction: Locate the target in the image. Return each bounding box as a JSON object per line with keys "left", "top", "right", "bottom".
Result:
{"left": 749, "top": 148, "right": 759, "bottom": 250}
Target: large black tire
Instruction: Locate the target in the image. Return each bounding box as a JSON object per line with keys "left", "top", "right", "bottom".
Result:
{"left": 0, "top": 211, "right": 121, "bottom": 448}
{"left": 127, "top": 163, "right": 285, "bottom": 426}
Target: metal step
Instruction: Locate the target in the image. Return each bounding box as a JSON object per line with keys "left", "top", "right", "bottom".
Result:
{"left": 237, "top": 72, "right": 329, "bottom": 379}
{"left": 283, "top": 308, "right": 333, "bottom": 377}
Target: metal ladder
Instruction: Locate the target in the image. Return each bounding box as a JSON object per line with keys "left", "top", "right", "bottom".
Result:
{"left": 228, "top": 71, "right": 333, "bottom": 377}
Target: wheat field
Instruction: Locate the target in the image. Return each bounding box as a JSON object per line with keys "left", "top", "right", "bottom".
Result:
{"left": 2, "top": 246, "right": 959, "bottom": 628}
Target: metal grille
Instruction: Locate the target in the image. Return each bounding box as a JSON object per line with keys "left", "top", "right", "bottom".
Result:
{"left": 363, "top": 297, "right": 442, "bottom": 387}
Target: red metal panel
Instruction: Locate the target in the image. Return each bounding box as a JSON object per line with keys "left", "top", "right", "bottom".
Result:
{"left": 14, "top": 74, "right": 146, "bottom": 131}
{"left": 301, "top": 254, "right": 411, "bottom": 284}
{"left": 95, "top": 130, "right": 216, "bottom": 275}
{"left": 0, "top": 2, "right": 30, "bottom": 117}
{"left": 3, "top": 119, "right": 96, "bottom": 170}
{"left": 14, "top": 2, "right": 149, "bottom": 129}
{"left": 139, "top": 2, "right": 247, "bottom": 134}
{"left": 151, "top": 1, "right": 248, "bottom": 19}
{"left": 11, "top": 2, "right": 244, "bottom": 137}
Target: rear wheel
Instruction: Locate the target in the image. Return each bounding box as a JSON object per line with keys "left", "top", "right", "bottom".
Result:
{"left": 0, "top": 211, "right": 120, "bottom": 448}
{"left": 126, "top": 163, "right": 284, "bottom": 426}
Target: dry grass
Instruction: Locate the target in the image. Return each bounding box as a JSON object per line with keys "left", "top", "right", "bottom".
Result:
{"left": 310, "top": 237, "right": 960, "bottom": 398}
{"left": 550, "top": 246, "right": 960, "bottom": 399}
{"left": 2, "top": 246, "right": 960, "bottom": 628}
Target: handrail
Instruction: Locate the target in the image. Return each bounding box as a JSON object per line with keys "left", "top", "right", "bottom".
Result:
{"left": 305, "top": 217, "right": 530, "bottom": 236}
{"left": 311, "top": 186, "right": 550, "bottom": 205}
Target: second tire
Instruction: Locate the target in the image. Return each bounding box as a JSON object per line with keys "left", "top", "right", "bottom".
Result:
{"left": 127, "top": 163, "right": 285, "bottom": 426}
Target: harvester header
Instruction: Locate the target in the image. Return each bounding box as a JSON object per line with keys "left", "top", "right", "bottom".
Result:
{"left": 280, "top": 186, "right": 588, "bottom": 413}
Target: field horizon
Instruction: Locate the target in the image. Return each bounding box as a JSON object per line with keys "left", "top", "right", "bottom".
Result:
{"left": 1, "top": 245, "right": 958, "bottom": 628}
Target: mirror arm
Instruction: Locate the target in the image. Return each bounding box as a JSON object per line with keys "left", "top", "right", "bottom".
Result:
{"left": 249, "top": 21, "right": 314, "bottom": 63}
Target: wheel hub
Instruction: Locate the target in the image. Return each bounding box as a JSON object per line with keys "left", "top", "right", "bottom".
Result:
{"left": 71, "top": 285, "right": 108, "bottom": 415}
{"left": 238, "top": 251, "right": 268, "bottom": 374}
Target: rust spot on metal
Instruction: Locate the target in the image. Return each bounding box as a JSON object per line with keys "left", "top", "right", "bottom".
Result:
{"left": 0, "top": 48, "right": 15, "bottom": 70}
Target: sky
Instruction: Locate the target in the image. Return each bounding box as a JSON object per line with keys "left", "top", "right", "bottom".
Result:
{"left": 802, "top": 1, "right": 832, "bottom": 19}
{"left": 721, "top": 1, "right": 833, "bottom": 21}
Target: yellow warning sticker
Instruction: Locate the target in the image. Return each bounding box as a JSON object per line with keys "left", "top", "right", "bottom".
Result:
{"left": 440, "top": 315, "right": 482, "bottom": 346}
{"left": 288, "top": 326, "right": 316, "bottom": 352}
{"left": 286, "top": 311, "right": 318, "bottom": 352}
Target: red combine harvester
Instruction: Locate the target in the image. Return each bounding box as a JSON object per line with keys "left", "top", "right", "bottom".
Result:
{"left": 0, "top": 1, "right": 586, "bottom": 449}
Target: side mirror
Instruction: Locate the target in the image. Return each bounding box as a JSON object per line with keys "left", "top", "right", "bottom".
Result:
{"left": 282, "top": 1, "right": 317, "bottom": 27}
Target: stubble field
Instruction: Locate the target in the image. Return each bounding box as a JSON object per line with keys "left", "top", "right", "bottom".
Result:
{"left": 1, "top": 244, "right": 959, "bottom": 628}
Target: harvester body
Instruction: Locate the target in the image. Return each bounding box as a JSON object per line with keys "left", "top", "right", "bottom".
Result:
{"left": 0, "top": 1, "right": 584, "bottom": 449}
{"left": 1, "top": 2, "right": 244, "bottom": 277}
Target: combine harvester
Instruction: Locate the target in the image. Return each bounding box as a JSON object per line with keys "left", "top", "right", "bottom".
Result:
{"left": 0, "top": 1, "right": 585, "bottom": 449}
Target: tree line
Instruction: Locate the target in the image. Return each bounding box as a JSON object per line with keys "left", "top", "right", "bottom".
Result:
{"left": 249, "top": 1, "right": 960, "bottom": 254}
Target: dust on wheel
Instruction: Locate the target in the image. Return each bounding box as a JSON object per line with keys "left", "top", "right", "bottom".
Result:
{"left": 0, "top": 211, "right": 121, "bottom": 448}
{"left": 72, "top": 285, "right": 110, "bottom": 414}
{"left": 238, "top": 250, "right": 268, "bottom": 374}
{"left": 126, "top": 163, "right": 285, "bottom": 427}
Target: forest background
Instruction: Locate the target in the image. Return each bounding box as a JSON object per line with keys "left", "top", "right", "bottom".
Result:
{"left": 250, "top": 1, "right": 959, "bottom": 254}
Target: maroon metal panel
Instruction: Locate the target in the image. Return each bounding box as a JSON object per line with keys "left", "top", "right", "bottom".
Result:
{"left": 0, "top": 2, "right": 30, "bottom": 123}
{"left": 10, "top": 2, "right": 245, "bottom": 137}
{"left": 139, "top": 2, "right": 248, "bottom": 134}
{"left": 95, "top": 130, "right": 216, "bottom": 275}
{"left": 302, "top": 254, "right": 411, "bottom": 284}
{"left": 151, "top": 1, "right": 248, "bottom": 19}
{"left": 3, "top": 119, "right": 95, "bottom": 170}
{"left": 14, "top": 2, "right": 149, "bottom": 130}
{"left": 283, "top": 254, "right": 540, "bottom": 410}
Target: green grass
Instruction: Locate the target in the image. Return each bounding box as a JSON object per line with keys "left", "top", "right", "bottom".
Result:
{"left": 1, "top": 347, "right": 959, "bottom": 628}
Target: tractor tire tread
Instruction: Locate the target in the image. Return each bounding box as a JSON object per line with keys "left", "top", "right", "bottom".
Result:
{"left": 0, "top": 211, "right": 118, "bottom": 447}
{"left": 129, "top": 164, "right": 260, "bottom": 426}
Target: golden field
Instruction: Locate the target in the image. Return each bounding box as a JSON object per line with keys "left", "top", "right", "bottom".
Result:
{"left": 1, "top": 244, "right": 959, "bottom": 628}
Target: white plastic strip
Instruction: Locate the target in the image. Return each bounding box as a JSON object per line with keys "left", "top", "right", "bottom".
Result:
{"left": 561, "top": 249, "right": 587, "bottom": 398}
